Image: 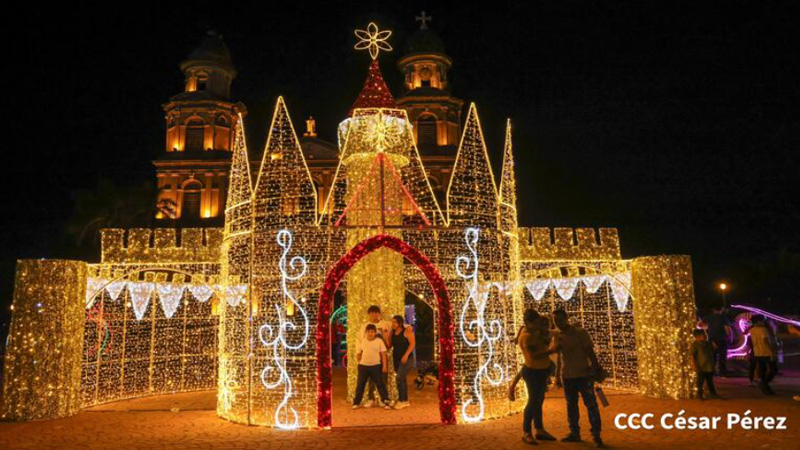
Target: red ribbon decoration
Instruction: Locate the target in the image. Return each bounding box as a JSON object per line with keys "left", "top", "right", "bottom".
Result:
{"left": 316, "top": 234, "right": 457, "bottom": 427}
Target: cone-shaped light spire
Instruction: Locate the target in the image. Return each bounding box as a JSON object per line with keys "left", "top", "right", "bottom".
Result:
{"left": 446, "top": 103, "right": 499, "bottom": 228}
{"left": 253, "top": 97, "right": 317, "bottom": 227}
{"left": 499, "top": 119, "right": 518, "bottom": 233}
{"left": 224, "top": 114, "right": 253, "bottom": 236}
{"left": 349, "top": 60, "right": 396, "bottom": 115}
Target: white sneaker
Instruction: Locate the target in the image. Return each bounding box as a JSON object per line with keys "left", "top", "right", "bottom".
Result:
{"left": 383, "top": 401, "right": 393, "bottom": 410}
{"left": 395, "top": 401, "right": 409, "bottom": 410}
{"left": 363, "top": 400, "right": 374, "bottom": 408}
{"left": 352, "top": 404, "right": 361, "bottom": 410}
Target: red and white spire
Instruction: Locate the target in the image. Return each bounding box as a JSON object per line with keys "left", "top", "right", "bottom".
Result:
{"left": 349, "top": 22, "right": 396, "bottom": 115}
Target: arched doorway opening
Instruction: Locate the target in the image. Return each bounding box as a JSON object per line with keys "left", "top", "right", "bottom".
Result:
{"left": 315, "top": 234, "right": 456, "bottom": 428}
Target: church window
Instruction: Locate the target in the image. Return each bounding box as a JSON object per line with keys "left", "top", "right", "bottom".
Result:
{"left": 417, "top": 115, "right": 437, "bottom": 148}
{"left": 185, "top": 119, "right": 205, "bottom": 151}
{"left": 181, "top": 180, "right": 203, "bottom": 219}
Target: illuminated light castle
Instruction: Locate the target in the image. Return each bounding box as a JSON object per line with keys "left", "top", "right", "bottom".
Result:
{"left": 2, "top": 20, "right": 698, "bottom": 428}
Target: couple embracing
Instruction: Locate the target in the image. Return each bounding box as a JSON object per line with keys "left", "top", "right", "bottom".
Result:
{"left": 512, "top": 308, "right": 607, "bottom": 448}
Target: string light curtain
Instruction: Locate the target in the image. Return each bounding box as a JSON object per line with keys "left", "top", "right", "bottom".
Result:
{"left": 81, "top": 265, "right": 220, "bottom": 408}
{"left": 520, "top": 262, "right": 639, "bottom": 390}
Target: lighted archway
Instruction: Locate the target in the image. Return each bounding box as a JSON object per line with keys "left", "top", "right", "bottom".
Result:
{"left": 315, "top": 234, "right": 456, "bottom": 428}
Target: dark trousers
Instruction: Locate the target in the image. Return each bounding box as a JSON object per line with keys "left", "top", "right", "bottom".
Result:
{"left": 563, "top": 377, "right": 602, "bottom": 438}
{"left": 711, "top": 338, "right": 728, "bottom": 375}
{"left": 696, "top": 371, "right": 717, "bottom": 397}
{"left": 755, "top": 356, "right": 776, "bottom": 390}
{"left": 367, "top": 371, "right": 389, "bottom": 401}
{"left": 395, "top": 359, "right": 413, "bottom": 402}
{"left": 521, "top": 366, "right": 550, "bottom": 433}
{"left": 354, "top": 364, "right": 389, "bottom": 405}
{"left": 748, "top": 355, "right": 757, "bottom": 382}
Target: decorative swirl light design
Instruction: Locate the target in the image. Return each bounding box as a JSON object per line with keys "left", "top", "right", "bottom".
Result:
{"left": 456, "top": 227, "right": 503, "bottom": 423}
{"left": 257, "top": 229, "right": 309, "bottom": 430}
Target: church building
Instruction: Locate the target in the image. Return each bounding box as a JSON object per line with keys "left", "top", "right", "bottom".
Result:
{"left": 155, "top": 15, "right": 462, "bottom": 223}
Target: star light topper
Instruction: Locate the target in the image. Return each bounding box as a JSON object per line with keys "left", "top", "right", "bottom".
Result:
{"left": 354, "top": 22, "right": 392, "bottom": 60}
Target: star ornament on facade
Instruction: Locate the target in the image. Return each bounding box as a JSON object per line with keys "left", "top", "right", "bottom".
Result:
{"left": 354, "top": 22, "right": 392, "bottom": 60}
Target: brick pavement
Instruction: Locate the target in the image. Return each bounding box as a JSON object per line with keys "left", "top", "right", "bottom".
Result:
{"left": 2, "top": 374, "right": 799, "bottom": 450}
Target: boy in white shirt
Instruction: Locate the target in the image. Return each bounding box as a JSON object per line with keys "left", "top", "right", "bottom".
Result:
{"left": 353, "top": 324, "right": 392, "bottom": 409}
{"left": 357, "top": 305, "right": 391, "bottom": 406}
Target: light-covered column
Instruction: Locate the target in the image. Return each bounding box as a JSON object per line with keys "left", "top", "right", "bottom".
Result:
{"left": 2, "top": 259, "right": 87, "bottom": 420}
{"left": 631, "top": 255, "right": 696, "bottom": 399}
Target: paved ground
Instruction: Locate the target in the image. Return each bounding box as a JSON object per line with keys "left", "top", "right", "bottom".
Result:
{"left": 2, "top": 370, "right": 800, "bottom": 450}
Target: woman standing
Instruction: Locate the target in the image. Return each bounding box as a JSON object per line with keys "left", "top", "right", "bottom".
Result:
{"left": 387, "top": 315, "right": 416, "bottom": 409}
{"left": 518, "top": 309, "right": 558, "bottom": 444}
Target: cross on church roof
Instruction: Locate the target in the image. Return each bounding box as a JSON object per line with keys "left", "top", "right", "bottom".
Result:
{"left": 416, "top": 11, "right": 432, "bottom": 30}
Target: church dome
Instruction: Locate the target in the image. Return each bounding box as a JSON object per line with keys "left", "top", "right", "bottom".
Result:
{"left": 404, "top": 29, "right": 446, "bottom": 55}
{"left": 180, "top": 31, "right": 236, "bottom": 75}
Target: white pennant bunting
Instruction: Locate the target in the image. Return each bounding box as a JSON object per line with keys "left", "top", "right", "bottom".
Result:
{"left": 525, "top": 279, "right": 551, "bottom": 301}
{"left": 609, "top": 272, "right": 632, "bottom": 312}
{"left": 553, "top": 277, "right": 580, "bottom": 300}
{"left": 128, "top": 282, "right": 155, "bottom": 320}
{"left": 226, "top": 285, "right": 247, "bottom": 307}
{"left": 156, "top": 283, "right": 185, "bottom": 319}
{"left": 105, "top": 280, "right": 127, "bottom": 302}
{"left": 85, "top": 278, "right": 107, "bottom": 308}
{"left": 581, "top": 275, "right": 607, "bottom": 295}
{"left": 187, "top": 284, "right": 215, "bottom": 302}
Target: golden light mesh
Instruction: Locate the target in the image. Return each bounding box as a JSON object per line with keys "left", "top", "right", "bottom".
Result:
{"left": 519, "top": 261, "right": 639, "bottom": 391}
{"left": 446, "top": 103, "right": 499, "bottom": 229}
{"left": 2, "top": 260, "right": 86, "bottom": 420}
{"left": 82, "top": 242, "right": 221, "bottom": 408}
{"left": 220, "top": 97, "right": 327, "bottom": 428}
{"left": 218, "top": 112, "right": 253, "bottom": 423}
{"left": 631, "top": 255, "right": 696, "bottom": 399}
{"left": 499, "top": 120, "right": 524, "bottom": 402}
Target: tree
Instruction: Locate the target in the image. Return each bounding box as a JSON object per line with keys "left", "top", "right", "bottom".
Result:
{"left": 65, "top": 179, "right": 176, "bottom": 248}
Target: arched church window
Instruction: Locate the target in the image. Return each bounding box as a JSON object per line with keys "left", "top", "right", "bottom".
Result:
{"left": 416, "top": 115, "right": 437, "bottom": 149}
{"left": 216, "top": 115, "right": 228, "bottom": 126}
{"left": 185, "top": 119, "right": 205, "bottom": 151}
{"left": 419, "top": 67, "right": 433, "bottom": 88}
{"left": 181, "top": 180, "right": 203, "bottom": 219}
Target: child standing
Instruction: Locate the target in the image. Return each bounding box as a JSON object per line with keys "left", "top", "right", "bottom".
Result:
{"left": 691, "top": 329, "right": 720, "bottom": 399}
{"left": 353, "top": 324, "right": 392, "bottom": 409}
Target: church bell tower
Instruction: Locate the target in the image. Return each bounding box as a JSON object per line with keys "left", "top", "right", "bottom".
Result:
{"left": 396, "top": 12, "right": 464, "bottom": 153}
{"left": 154, "top": 31, "right": 246, "bottom": 222}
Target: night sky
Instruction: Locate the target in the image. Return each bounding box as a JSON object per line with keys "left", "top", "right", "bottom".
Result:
{"left": 3, "top": 1, "right": 799, "bottom": 331}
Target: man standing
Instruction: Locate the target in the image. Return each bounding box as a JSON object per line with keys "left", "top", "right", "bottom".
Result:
{"left": 553, "top": 309, "right": 605, "bottom": 448}
{"left": 357, "top": 305, "right": 392, "bottom": 407}
{"left": 703, "top": 306, "right": 731, "bottom": 376}
{"left": 749, "top": 315, "right": 777, "bottom": 395}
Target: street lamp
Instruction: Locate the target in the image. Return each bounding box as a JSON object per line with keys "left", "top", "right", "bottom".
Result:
{"left": 719, "top": 282, "right": 728, "bottom": 307}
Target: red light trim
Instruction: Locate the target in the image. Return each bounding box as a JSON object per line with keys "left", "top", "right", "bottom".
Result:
{"left": 316, "top": 234, "right": 456, "bottom": 427}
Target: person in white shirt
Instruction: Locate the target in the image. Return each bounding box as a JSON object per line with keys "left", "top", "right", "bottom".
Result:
{"left": 357, "top": 305, "right": 391, "bottom": 407}
{"left": 352, "top": 324, "right": 392, "bottom": 409}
